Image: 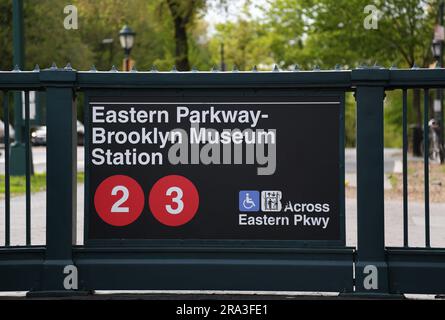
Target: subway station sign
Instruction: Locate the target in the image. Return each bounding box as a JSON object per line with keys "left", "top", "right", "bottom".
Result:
{"left": 85, "top": 93, "right": 344, "bottom": 244}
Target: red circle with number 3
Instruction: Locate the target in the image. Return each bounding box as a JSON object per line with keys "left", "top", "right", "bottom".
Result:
{"left": 94, "top": 175, "right": 145, "bottom": 227}
{"left": 149, "top": 175, "right": 199, "bottom": 227}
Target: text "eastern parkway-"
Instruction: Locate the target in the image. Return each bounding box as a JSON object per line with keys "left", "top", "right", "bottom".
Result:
{"left": 92, "top": 106, "right": 268, "bottom": 128}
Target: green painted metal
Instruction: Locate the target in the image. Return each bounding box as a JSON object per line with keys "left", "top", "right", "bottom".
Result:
{"left": 402, "top": 89, "right": 409, "bottom": 246}
{"left": 35, "top": 69, "right": 78, "bottom": 292}
{"left": 354, "top": 83, "right": 388, "bottom": 294}
{"left": 424, "top": 89, "right": 431, "bottom": 247}
{"left": 2, "top": 91, "right": 10, "bottom": 246}
{"left": 11, "top": 0, "right": 27, "bottom": 176}
{"left": 0, "top": 67, "right": 444, "bottom": 296}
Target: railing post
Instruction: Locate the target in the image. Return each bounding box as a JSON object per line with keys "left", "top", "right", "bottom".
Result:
{"left": 352, "top": 69, "right": 390, "bottom": 295}
{"left": 28, "top": 68, "right": 85, "bottom": 296}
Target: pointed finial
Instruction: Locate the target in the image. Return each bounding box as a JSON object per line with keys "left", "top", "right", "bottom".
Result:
{"left": 372, "top": 62, "right": 383, "bottom": 69}
{"left": 335, "top": 64, "right": 342, "bottom": 70}
{"left": 12, "top": 65, "right": 20, "bottom": 72}
{"left": 435, "top": 62, "right": 442, "bottom": 68}
{"left": 294, "top": 64, "right": 300, "bottom": 71}
{"left": 313, "top": 65, "right": 320, "bottom": 71}
{"left": 151, "top": 65, "right": 157, "bottom": 72}
{"left": 171, "top": 65, "right": 177, "bottom": 72}
{"left": 191, "top": 66, "right": 198, "bottom": 72}
{"left": 252, "top": 65, "right": 258, "bottom": 72}
{"left": 110, "top": 65, "right": 118, "bottom": 72}
{"left": 51, "top": 62, "right": 58, "bottom": 70}
{"left": 389, "top": 64, "right": 398, "bottom": 70}
{"left": 64, "top": 63, "right": 72, "bottom": 70}
{"left": 211, "top": 65, "right": 218, "bottom": 72}
{"left": 130, "top": 64, "right": 138, "bottom": 72}
{"left": 232, "top": 65, "right": 239, "bottom": 72}
{"left": 33, "top": 64, "right": 40, "bottom": 72}
{"left": 411, "top": 63, "right": 418, "bottom": 69}
{"left": 273, "top": 64, "right": 279, "bottom": 72}
{"left": 90, "top": 65, "right": 97, "bottom": 72}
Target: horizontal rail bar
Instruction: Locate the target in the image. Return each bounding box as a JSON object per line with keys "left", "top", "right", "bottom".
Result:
{"left": 2, "top": 68, "right": 445, "bottom": 89}
{"left": 387, "top": 248, "right": 445, "bottom": 294}
{"left": 0, "top": 72, "right": 41, "bottom": 89}
{"left": 73, "top": 248, "right": 354, "bottom": 292}
{"left": 76, "top": 70, "right": 354, "bottom": 89}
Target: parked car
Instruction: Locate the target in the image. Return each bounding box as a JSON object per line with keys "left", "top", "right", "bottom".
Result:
{"left": 0, "top": 120, "right": 15, "bottom": 143}
{"left": 31, "top": 126, "right": 47, "bottom": 145}
{"left": 31, "top": 120, "right": 85, "bottom": 145}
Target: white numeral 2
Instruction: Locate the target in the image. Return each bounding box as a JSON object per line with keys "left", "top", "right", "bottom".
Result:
{"left": 111, "top": 185, "right": 129, "bottom": 213}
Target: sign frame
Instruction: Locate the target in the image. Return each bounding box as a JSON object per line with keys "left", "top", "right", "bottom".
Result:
{"left": 83, "top": 88, "right": 346, "bottom": 248}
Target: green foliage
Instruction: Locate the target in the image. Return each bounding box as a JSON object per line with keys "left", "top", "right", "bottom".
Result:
{"left": 1, "top": 0, "right": 443, "bottom": 148}
{"left": 345, "top": 93, "right": 357, "bottom": 147}
{"left": 0, "top": 172, "right": 84, "bottom": 196}
{"left": 0, "top": 0, "right": 13, "bottom": 71}
{"left": 264, "top": 0, "right": 439, "bottom": 69}
{"left": 384, "top": 91, "right": 403, "bottom": 147}
{"left": 208, "top": 19, "right": 274, "bottom": 70}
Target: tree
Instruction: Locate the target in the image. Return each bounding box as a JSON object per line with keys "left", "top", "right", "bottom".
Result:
{"left": 165, "top": 0, "right": 206, "bottom": 71}
{"left": 209, "top": 19, "right": 274, "bottom": 70}
{"left": 261, "top": 0, "right": 440, "bottom": 147}
{"left": 0, "top": 0, "right": 13, "bottom": 71}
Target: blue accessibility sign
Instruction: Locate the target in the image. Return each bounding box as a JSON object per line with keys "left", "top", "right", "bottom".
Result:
{"left": 239, "top": 191, "right": 260, "bottom": 212}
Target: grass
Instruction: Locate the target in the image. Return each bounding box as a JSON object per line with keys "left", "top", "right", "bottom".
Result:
{"left": 387, "top": 173, "right": 399, "bottom": 189}
{"left": 0, "top": 172, "right": 84, "bottom": 196}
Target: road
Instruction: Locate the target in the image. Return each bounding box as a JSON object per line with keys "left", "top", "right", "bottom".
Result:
{"left": 0, "top": 184, "right": 444, "bottom": 247}
{"left": 0, "top": 146, "right": 85, "bottom": 174}
{"left": 0, "top": 146, "right": 411, "bottom": 175}
{"left": 0, "top": 146, "right": 441, "bottom": 247}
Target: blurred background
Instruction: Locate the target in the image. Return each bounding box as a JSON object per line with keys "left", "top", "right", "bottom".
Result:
{"left": 1, "top": 0, "right": 444, "bottom": 149}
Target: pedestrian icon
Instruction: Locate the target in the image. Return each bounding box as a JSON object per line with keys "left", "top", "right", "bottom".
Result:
{"left": 261, "top": 191, "right": 282, "bottom": 212}
{"left": 239, "top": 191, "right": 259, "bottom": 212}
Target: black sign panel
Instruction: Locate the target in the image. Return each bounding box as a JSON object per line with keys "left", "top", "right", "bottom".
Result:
{"left": 85, "top": 93, "right": 344, "bottom": 244}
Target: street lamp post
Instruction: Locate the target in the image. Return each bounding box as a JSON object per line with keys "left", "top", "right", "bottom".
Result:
{"left": 119, "top": 25, "right": 136, "bottom": 71}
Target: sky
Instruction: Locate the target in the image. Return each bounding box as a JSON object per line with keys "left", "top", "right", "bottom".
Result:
{"left": 204, "top": 0, "right": 269, "bottom": 36}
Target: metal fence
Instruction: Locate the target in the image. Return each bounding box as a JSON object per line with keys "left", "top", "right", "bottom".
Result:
{"left": 0, "top": 65, "right": 444, "bottom": 296}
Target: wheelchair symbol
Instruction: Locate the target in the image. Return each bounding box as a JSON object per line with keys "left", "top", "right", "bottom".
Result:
{"left": 239, "top": 191, "right": 259, "bottom": 212}
{"left": 242, "top": 193, "right": 256, "bottom": 209}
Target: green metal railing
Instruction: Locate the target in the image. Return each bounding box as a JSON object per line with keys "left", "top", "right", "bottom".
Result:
{"left": 0, "top": 65, "right": 444, "bottom": 296}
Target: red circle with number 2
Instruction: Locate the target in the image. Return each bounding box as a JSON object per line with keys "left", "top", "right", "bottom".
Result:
{"left": 94, "top": 175, "right": 145, "bottom": 227}
{"left": 149, "top": 175, "right": 199, "bottom": 227}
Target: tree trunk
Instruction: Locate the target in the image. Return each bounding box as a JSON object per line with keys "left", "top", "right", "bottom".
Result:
{"left": 166, "top": 0, "right": 191, "bottom": 71}
{"left": 172, "top": 17, "right": 190, "bottom": 71}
